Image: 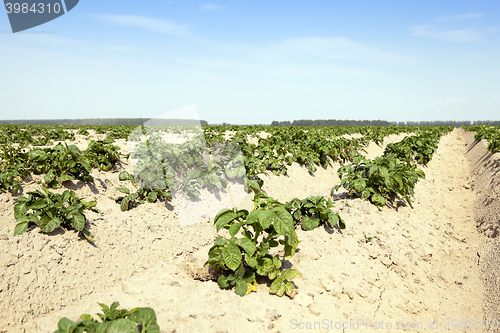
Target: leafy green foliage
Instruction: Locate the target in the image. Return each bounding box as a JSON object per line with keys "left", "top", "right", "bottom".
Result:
{"left": 464, "top": 124, "right": 500, "bottom": 154}
{"left": 84, "top": 140, "right": 121, "bottom": 171}
{"left": 115, "top": 171, "right": 172, "bottom": 211}
{"left": 0, "top": 145, "right": 31, "bottom": 194}
{"left": 206, "top": 204, "right": 300, "bottom": 297}
{"left": 30, "top": 143, "right": 93, "bottom": 188}
{"left": 202, "top": 124, "right": 418, "bottom": 180}
{"left": 284, "top": 196, "right": 345, "bottom": 230}
{"left": 53, "top": 302, "right": 160, "bottom": 333}
{"left": 14, "top": 186, "right": 100, "bottom": 242}
{"left": 206, "top": 180, "right": 343, "bottom": 297}
{"left": 383, "top": 127, "right": 451, "bottom": 164}
{"left": 333, "top": 153, "right": 425, "bottom": 208}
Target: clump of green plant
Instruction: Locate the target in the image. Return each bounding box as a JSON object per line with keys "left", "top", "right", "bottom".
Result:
{"left": 384, "top": 131, "right": 439, "bottom": 165}
{"left": 84, "top": 140, "right": 121, "bottom": 171}
{"left": 54, "top": 301, "right": 160, "bottom": 333}
{"left": 14, "top": 186, "right": 100, "bottom": 242}
{"left": 206, "top": 205, "right": 302, "bottom": 297}
{"left": 115, "top": 171, "right": 172, "bottom": 211}
{"left": 0, "top": 144, "right": 31, "bottom": 194}
{"left": 77, "top": 128, "right": 89, "bottom": 136}
{"left": 285, "top": 195, "right": 345, "bottom": 231}
{"left": 333, "top": 153, "right": 425, "bottom": 208}
{"left": 30, "top": 143, "right": 93, "bottom": 188}
{"left": 206, "top": 180, "right": 344, "bottom": 297}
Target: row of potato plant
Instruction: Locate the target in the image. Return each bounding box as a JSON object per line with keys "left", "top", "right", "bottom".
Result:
{"left": 333, "top": 126, "right": 453, "bottom": 208}
{"left": 463, "top": 124, "right": 500, "bottom": 154}
{"left": 0, "top": 140, "right": 121, "bottom": 194}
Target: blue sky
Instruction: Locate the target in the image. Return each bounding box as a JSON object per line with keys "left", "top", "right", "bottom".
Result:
{"left": 1, "top": 1, "right": 499, "bottom": 124}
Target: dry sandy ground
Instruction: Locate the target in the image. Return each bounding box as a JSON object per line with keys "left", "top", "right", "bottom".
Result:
{"left": 0, "top": 128, "right": 499, "bottom": 332}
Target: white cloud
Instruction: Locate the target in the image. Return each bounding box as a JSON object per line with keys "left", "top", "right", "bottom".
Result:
{"left": 209, "top": 37, "right": 419, "bottom": 65}
{"left": 91, "top": 15, "right": 190, "bottom": 36}
{"left": 410, "top": 25, "right": 484, "bottom": 42}
{"left": 426, "top": 98, "right": 465, "bottom": 107}
{"left": 199, "top": 4, "right": 224, "bottom": 11}
{"left": 178, "top": 58, "right": 374, "bottom": 78}
{"left": 435, "top": 13, "right": 483, "bottom": 22}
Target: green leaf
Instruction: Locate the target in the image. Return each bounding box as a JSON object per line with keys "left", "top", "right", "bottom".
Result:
{"left": 215, "top": 209, "right": 238, "bottom": 232}
{"left": 269, "top": 276, "right": 284, "bottom": 295}
{"left": 99, "top": 318, "right": 139, "bottom": 333}
{"left": 217, "top": 275, "right": 231, "bottom": 288}
{"left": 256, "top": 257, "right": 274, "bottom": 276}
{"left": 147, "top": 191, "right": 157, "bottom": 203}
{"left": 234, "top": 279, "right": 248, "bottom": 297}
{"left": 56, "top": 317, "right": 79, "bottom": 333}
{"left": 30, "top": 150, "right": 48, "bottom": 162}
{"left": 268, "top": 269, "right": 279, "bottom": 280}
{"left": 360, "top": 189, "right": 371, "bottom": 200}
{"left": 116, "top": 187, "right": 130, "bottom": 194}
{"left": 234, "top": 238, "right": 256, "bottom": 256}
{"left": 328, "top": 213, "right": 339, "bottom": 227}
{"left": 71, "top": 212, "right": 86, "bottom": 231}
{"left": 222, "top": 242, "right": 242, "bottom": 271}
{"left": 301, "top": 215, "right": 319, "bottom": 231}
{"left": 28, "top": 198, "right": 47, "bottom": 210}
{"left": 213, "top": 237, "right": 227, "bottom": 247}
{"left": 79, "top": 314, "right": 94, "bottom": 322}
{"left": 43, "top": 172, "right": 56, "bottom": 185}
{"left": 59, "top": 174, "right": 74, "bottom": 183}
{"left": 282, "top": 268, "right": 302, "bottom": 280}
{"left": 120, "top": 197, "right": 130, "bottom": 211}
{"left": 271, "top": 206, "right": 294, "bottom": 237}
{"left": 246, "top": 209, "right": 273, "bottom": 229}
{"left": 228, "top": 222, "right": 242, "bottom": 237}
{"left": 371, "top": 192, "right": 386, "bottom": 207}
{"left": 234, "top": 263, "right": 245, "bottom": 278}
{"left": 119, "top": 171, "right": 132, "bottom": 181}
{"left": 245, "top": 254, "right": 258, "bottom": 268}
{"left": 416, "top": 169, "right": 425, "bottom": 179}
{"left": 14, "top": 201, "right": 28, "bottom": 219}
{"left": 352, "top": 179, "right": 366, "bottom": 193}
{"left": 39, "top": 215, "right": 61, "bottom": 233}
{"left": 14, "top": 221, "right": 29, "bottom": 236}
{"left": 378, "top": 166, "right": 389, "bottom": 178}
{"left": 128, "top": 308, "right": 160, "bottom": 333}
{"left": 272, "top": 256, "right": 282, "bottom": 270}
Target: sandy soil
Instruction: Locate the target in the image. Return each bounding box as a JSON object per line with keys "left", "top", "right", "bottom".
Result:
{"left": 0, "top": 128, "right": 498, "bottom": 333}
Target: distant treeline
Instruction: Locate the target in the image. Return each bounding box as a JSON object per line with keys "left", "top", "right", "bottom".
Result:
{"left": 0, "top": 118, "right": 209, "bottom": 126}
{"left": 271, "top": 119, "right": 500, "bottom": 127}
{"left": 271, "top": 119, "right": 392, "bottom": 126}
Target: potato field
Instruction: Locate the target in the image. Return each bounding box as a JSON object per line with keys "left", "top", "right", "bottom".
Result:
{"left": 1, "top": 123, "right": 500, "bottom": 333}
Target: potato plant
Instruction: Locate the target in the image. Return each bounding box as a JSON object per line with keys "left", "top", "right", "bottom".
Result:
{"left": 333, "top": 153, "right": 425, "bottom": 208}
{"left": 206, "top": 205, "right": 302, "bottom": 297}
{"left": 0, "top": 144, "right": 30, "bottom": 194}
{"left": 13, "top": 186, "right": 100, "bottom": 242}
{"left": 84, "top": 140, "right": 122, "bottom": 171}
{"left": 464, "top": 124, "right": 500, "bottom": 154}
{"left": 206, "top": 180, "right": 344, "bottom": 297}
{"left": 383, "top": 127, "right": 451, "bottom": 165}
{"left": 285, "top": 195, "right": 345, "bottom": 231}
{"left": 30, "top": 143, "right": 93, "bottom": 188}
{"left": 116, "top": 171, "right": 172, "bottom": 211}
{"left": 54, "top": 302, "right": 160, "bottom": 333}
